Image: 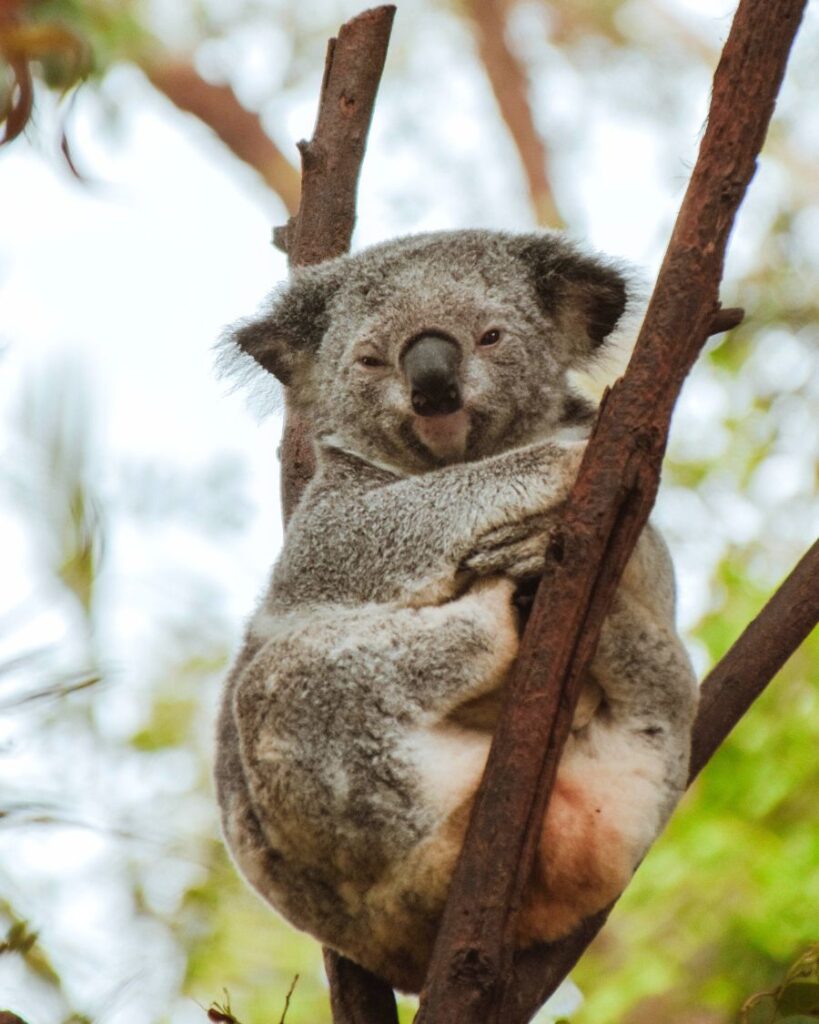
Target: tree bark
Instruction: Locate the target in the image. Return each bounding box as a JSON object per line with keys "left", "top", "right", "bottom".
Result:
{"left": 324, "top": 948, "right": 399, "bottom": 1024}
{"left": 505, "top": 538, "right": 819, "bottom": 1024}
{"left": 415, "top": 2, "right": 809, "bottom": 1021}
{"left": 276, "top": 4, "right": 396, "bottom": 525}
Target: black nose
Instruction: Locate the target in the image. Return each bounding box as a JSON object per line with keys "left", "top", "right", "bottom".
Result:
{"left": 402, "top": 333, "right": 462, "bottom": 417}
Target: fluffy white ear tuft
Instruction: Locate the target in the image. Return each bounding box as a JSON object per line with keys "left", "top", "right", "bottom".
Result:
{"left": 217, "top": 262, "right": 344, "bottom": 388}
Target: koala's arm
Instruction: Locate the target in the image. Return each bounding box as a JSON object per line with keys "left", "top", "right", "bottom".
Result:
{"left": 272, "top": 439, "right": 585, "bottom": 608}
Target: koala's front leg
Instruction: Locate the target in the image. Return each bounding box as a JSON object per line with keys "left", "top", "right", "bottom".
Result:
{"left": 289, "top": 440, "right": 586, "bottom": 610}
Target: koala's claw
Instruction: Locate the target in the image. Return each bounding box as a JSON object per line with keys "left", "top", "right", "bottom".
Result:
{"left": 461, "top": 513, "right": 552, "bottom": 579}
{"left": 462, "top": 534, "right": 548, "bottom": 580}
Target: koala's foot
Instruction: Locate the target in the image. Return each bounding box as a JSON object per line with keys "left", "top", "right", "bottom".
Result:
{"left": 461, "top": 514, "right": 553, "bottom": 580}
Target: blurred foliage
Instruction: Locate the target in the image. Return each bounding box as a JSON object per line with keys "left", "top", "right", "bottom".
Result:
{"left": 0, "top": 1, "right": 817, "bottom": 1023}
{"left": 740, "top": 944, "right": 819, "bottom": 1024}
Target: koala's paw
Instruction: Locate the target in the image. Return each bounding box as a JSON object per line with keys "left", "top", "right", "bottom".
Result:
{"left": 461, "top": 514, "right": 552, "bottom": 580}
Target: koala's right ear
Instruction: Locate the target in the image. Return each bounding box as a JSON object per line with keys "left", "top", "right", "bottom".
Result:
{"left": 222, "top": 265, "right": 341, "bottom": 388}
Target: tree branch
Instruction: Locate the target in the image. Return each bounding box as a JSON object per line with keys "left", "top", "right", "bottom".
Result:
{"left": 142, "top": 58, "right": 301, "bottom": 214}
{"left": 277, "top": 5, "right": 396, "bottom": 524}
{"left": 690, "top": 537, "right": 819, "bottom": 781}
{"left": 415, "top": 2, "right": 808, "bottom": 1021}
{"left": 464, "top": 0, "right": 563, "bottom": 227}
{"left": 323, "top": 947, "right": 399, "bottom": 1024}
{"left": 504, "top": 538, "right": 819, "bottom": 1023}
{"left": 270, "top": 7, "right": 398, "bottom": 1023}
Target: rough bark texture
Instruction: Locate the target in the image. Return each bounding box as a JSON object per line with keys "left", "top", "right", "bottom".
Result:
{"left": 415, "top": 2, "right": 809, "bottom": 1022}
{"left": 277, "top": 5, "right": 396, "bottom": 524}
{"left": 143, "top": 59, "right": 301, "bottom": 213}
{"left": 505, "top": 539, "right": 819, "bottom": 1024}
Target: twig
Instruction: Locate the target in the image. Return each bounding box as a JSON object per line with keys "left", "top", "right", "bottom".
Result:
{"left": 690, "top": 537, "right": 819, "bottom": 781}
{"left": 415, "top": 2, "right": 809, "bottom": 1022}
{"left": 271, "top": 6, "right": 398, "bottom": 1023}
{"left": 277, "top": 974, "right": 300, "bottom": 1024}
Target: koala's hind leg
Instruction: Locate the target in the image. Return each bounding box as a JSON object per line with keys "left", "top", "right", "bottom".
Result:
{"left": 518, "top": 536, "right": 698, "bottom": 944}
{"left": 517, "top": 730, "right": 662, "bottom": 944}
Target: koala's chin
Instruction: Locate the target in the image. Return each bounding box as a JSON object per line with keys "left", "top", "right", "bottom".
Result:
{"left": 411, "top": 410, "right": 470, "bottom": 463}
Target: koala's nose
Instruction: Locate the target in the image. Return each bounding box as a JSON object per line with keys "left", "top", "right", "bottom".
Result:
{"left": 402, "top": 333, "right": 462, "bottom": 417}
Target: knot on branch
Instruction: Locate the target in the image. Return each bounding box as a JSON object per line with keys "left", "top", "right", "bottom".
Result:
{"left": 272, "top": 219, "right": 295, "bottom": 255}
{"left": 297, "top": 138, "right": 324, "bottom": 173}
{"left": 448, "top": 942, "right": 499, "bottom": 991}
{"left": 634, "top": 427, "right": 658, "bottom": 454}
{"left": 720, "top": 176, "right": 745, "bottom": 206}
{"left": 339, "top": 91, "right": 357, "bottom": 115}
{"left": 448, "top": 945, "right": 498, "bottom": 992}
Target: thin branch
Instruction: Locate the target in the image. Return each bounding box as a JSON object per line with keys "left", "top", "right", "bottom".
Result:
{"left": 415, "top": 2, "right": 808, "bottom": 1022}
{"left": 690, "top": 537, "right": 819, "bottom": 781}
{"left": 277, "top": 5, "right": 396, "bottom": 524}
{"left": 270, "top": 7, "right": 398, "bottom": 1023}
{"left": 464, "top": 0, "right": 563, "bottom": 227}
{"left": 505, "top": 538, "right": 819, "bottom": 1023}
{"left": 143, "top": 58, "right": 301, "bottom": 214}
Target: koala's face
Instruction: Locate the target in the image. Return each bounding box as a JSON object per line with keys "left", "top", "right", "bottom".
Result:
{"left": 225, "top": 231, "right": 627, "bottom": 473}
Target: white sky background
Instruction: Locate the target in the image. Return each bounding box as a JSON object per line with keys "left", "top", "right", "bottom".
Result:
{"left": 0, "top": 0, "right": 817, "bottom": 1021}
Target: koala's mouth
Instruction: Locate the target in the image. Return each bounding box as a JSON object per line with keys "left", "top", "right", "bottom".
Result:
{"left": 411, "top": 409, "right": 470, "bottom": 463}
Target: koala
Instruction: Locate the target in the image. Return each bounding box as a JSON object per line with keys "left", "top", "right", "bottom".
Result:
{"left": 215, "top": 230, "right": 698, "bottom": 993}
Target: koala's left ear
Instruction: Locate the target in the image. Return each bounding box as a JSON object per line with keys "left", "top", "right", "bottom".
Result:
{"left": 510, "top": 234, "right": 628, "bottom": 356}
{"left": 220, "top": 263, "right": 342, "bottom": 390}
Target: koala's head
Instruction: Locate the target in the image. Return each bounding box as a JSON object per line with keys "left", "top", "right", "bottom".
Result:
{"left": 225, "top": 230, "right": 628, "bottom": 473}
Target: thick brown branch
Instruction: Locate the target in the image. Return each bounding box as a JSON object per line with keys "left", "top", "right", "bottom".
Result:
{"left": 278, "top": 5, "right": 396, "bottom": 524}
{"left": 504, "top": 538, "right": 819, "bottom": 1023}
{"left": 143, "top": 58, "right": 301, "bottom": 213}
{"left": 415, "top": 2, "right": 808, "bottom": 1022}
{"left": 271, "top": 7, "right": 397, "bottom": 1023}
{"left": 465, "top": 0, "right": 563, "bottom": 227}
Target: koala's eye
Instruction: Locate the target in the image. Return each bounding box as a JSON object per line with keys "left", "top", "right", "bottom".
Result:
{"left": 358, "top": 355, "right": 385, "bottom": 368}
{"left": 479, "top": 329, "right": 501, "bottom": 347}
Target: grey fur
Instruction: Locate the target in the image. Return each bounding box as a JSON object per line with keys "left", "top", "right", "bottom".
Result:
{"left": 215, "top": 230, "right": 697, "bottom": 992}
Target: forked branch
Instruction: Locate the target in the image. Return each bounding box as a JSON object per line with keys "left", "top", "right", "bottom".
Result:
{"left": 416, "top": 1, "right": 809, "bottom": 1021}
{"left": 270, "top": 4, "right": 815, "bottom": 1024}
